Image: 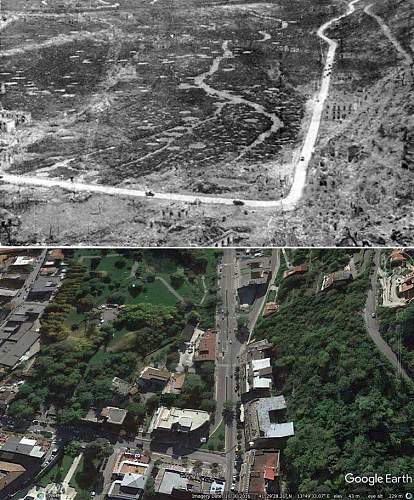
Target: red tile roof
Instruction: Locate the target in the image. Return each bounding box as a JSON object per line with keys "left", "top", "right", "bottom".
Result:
{"left": 389, "top": 250, "right": 406, "bottom": 261}
{"left": 194, "top": 329, "right": 216, "bottom": 362}
{"left": 263, "top": 302, "right": 279, "bottom": 317}
{"left": 264, "top": 465, "right": 275, "bottom": 481}
{"left": 283, "top": 263, "right": 308, "bottom": 279}
{"left": 49, "top": 249, "right": 65, "bottom": 261}
{"left": 248, "top": 450, "right": 280, "bottom": 494}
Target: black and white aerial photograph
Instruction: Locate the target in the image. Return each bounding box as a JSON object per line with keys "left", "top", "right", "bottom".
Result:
{"left": 0, "top": 0, "right": 413, "bottom": 246}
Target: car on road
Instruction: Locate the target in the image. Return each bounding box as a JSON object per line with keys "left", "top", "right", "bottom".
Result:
{"left": 371, "top": 312, "right": 376, "bottom": 318}
{"left": 300, "top": 156, "right": 305, "bottom": 161}
{"left": 233, "top": 200, "right": 244, "bottom": 206}
{"left": 145, "top": 191, "right": 154, "bottom": 197}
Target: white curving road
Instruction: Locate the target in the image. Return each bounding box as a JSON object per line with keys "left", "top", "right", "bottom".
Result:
{"left": 1, "top": 0, "right": 360, "bottom": 210}
{"left": 364, "top": 4, "right": 413, "bottom": 65}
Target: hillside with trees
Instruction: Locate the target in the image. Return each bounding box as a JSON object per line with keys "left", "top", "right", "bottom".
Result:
{"left": 378, "top": 302, "right": 414, "bottom": 375}
{"left": 254, "top": 249, "right": 414, "bottom": 496}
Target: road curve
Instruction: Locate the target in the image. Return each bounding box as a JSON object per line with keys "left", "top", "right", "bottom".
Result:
{"left": 364, "top": 4, "right": 413, "bottom": 65}
{"left": 0, "top": 0, "right": 360, "bottom": 210}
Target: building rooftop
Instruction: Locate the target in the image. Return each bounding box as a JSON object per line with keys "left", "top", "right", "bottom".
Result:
{"left": 48, "top": 249, "right": 65, "bottom": 261}
{"left": 263, "top": 302, "right": 279, "bottom": 317}
{"left": 1, "top": 436, "right": 46, "bottom": 459}
{"left": 108, "top": 472, "right": 147, "bottom": 499}
{"left": 0, "top": 289, "right": 18, "bottom": 298}
{"left": 246, "top": 396, "right": 294, "bottom": 443}
{"left": 0, "top": 460, "right": 26, "bottom": 490}
{"left": 194, "top": 329, "right": 216, "bottom": 362}
{"left": 210, "top": 480, "right": 225, "bottom": 495}
{"left": 257, "top": 396, "right": 287, "bottom": 437}
{"left": 12, "top": 256, "right": 35, "bottom": 267}
{"left": 251, "top": 358, "right": 271, "bottom": 371}
{"left": 163, "top": 373, "right": 186, "bottom": 394}
{"left": 101, "top": 406, "right": 127, "bottom": 425}
{"left": 0, "top": 273, "right": 25, "bottom": 281}
{"left": 158, "top": 469, "right": 189, "bottom": 495}
{"left": 30, "top": 276, "right": 60, "bottom": 294}
{"left": 321, "top": 270, "right": 352, "bottom": 291}
{"left": 139, "top": 366, "right": 171, "bottom": 383}
{"left": 283, "top": 263, "right": 308, "bottom": 279}
{"left": 121, "top": 473, "right": 146, "bottom": 489}
{"left": 0, "top": 330, "right": 40, "bottom": 368}
{"left": 112, "top": 377, "right": 130, "bottom": 396}
{"left": 244, "top": 449, "right": 280, "bottom": 494}
{"left": 13, "top": 303, "right": 45, "bottom": 317}
{"left": 149, "top": 407, "right": 210, "bottom": 434}
{"left": 389, "top": 249, "right": 406, "bottom": 262}
{"left": 247, "top": 339, "right": 272, "bottom": 352}
{"left": 113, "top": 451, "right": 150, "bottom": 476}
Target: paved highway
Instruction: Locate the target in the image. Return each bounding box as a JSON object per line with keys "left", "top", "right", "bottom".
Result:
{"left": 214, "top": 249, "right": 241, "bottom": 492}
{"left": 0, "top": 0, "right": 360, "bottom": 210}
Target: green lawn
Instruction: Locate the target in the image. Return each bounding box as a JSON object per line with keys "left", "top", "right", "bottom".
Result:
{"left": 129, "top": 279, "right": 178, "bottom": 306}
{"left": 71, "top": 250, "right": 217, "bottom": 309}
{"left": 38, "top": 453, "right": 74, "bottom": 487}
{"left": 201, "top": 420, "right": 225, "bottom": 452}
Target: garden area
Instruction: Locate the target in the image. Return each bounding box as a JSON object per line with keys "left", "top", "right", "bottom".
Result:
{"left": 7, "top": 249, "right": 220, "bottom": 429}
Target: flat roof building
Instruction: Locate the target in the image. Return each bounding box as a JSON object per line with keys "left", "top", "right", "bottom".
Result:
{"left": 240, "top": 340, "right": 273, "bottom": 401}
{"left": 27, "top": 277, "right": 60, "bottom": 301}
{"left": 83, "top": 406, "right": 127, "bottom": 426}
{"left": 108, "top": 473, "right": 147, "bottom": 500}
{"left": 245, "top": 396, "right": 294, "bottom": 448}
{"left": 157, "top": 469, "right": 191, "bottom": 498}
{"left": 0, "top": 436, "right": 47, "bottom": 468}
{"left": 149, "top": 407, "right": 210, "bottom": 435}
{"left": 11, "top": 256, "right": 35, "bottom": 267}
